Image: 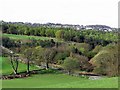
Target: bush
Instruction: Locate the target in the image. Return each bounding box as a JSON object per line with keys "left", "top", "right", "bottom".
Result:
{"left": 62, "top": 57, "right": 79, "bottom": 75}
{"left": 85, "top": 51, "right": 96, "bottom": 60}
{"left": 72, "top": 54, "right": 93, "bottom": 72}
{"left": 54, "top": 51, "right": 69, "bottom": 61}
{"left": 74, "top": 43, "right": 91, "bottom": 55}
{"left": 2, "top": 37, "right": 21, "bottom": 48}
{"left": 39, "top": 40, "right": 55, "bottom": 47}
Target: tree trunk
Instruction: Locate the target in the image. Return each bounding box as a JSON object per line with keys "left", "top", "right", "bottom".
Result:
{"left": 27, "top": 60, "right": 30, "bottom": 73}
{"left": 10, "top": 55, "right": 16, "bottom": 74}
{"left": 46, "top": 62, "right": 49, "bottom": 70}
{"left": 68, "top": 70, "right": 71, "bottom": 75}
{"left": 10, "top": 59, "right": 17, "bottom": 74}
{"left": 15, "top": 59, "right": 19, "bottom": 74}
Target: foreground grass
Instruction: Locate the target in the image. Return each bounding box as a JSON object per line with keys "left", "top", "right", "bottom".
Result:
{"left": 2, "top": 74, "right": 118, "bottom": 88}
{"left": 1, "top": 56, "right": 38, "bottom": 75}
{"left": 1, "top": 56, "right": 118, "bottom": 88}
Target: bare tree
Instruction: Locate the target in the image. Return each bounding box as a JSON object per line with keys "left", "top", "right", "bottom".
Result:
{"left": 9, "top": 53, "right": 19, "bottom": 74}
{"left": 23, "top": 48, "right": 33, "bottom": 73}
{"left": 43, "top": 48, "right": 56, "bottom": 70}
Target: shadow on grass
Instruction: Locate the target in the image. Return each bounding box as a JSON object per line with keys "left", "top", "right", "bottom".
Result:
{"left": 1, "top": 68, "right": 62, "bottom": 80}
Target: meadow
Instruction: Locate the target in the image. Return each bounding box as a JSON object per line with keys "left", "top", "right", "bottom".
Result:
{"left": 2, "top": 74, "right": 118, "bottom": 88}
{"left": 2, "top": 33, "right": 57, "bottom": 41}
{"left": 1, "top": 57, "right": 38, "bottom": 75}
{"left": 1, "top": 56, "right": 118, "bottom": 88}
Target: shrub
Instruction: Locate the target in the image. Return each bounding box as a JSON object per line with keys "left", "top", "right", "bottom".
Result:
{"left": 85, "top": 51, "right": 97, "bottom": 60}
{"left": 72, "top": 54, "right": 93, "bottom": 72}
{"left": 54, "top": 52, "right": 69, "bottom": 61}
{"left": 62, "top": 57, "right": 79, "bottom": 75}
{"left": 74, "top": 43, "right": 91, "bottom": 55}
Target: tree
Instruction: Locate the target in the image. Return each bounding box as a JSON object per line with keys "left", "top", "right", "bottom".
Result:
{"left": 9, "top": 53, "right": 19, "bottom": 74}
{"left": 2, "top": 23, "right": 9, "bottom": 33}
{"left": 32, "top": 46, "right": 45, "bottom": 66}
{"left": 46, "top": 29, "right": 55, "bottom": 37}
{"left": 62, "top": 57, "right": 79, "bottom": 75}
{"left": 54, "top": 52, "right": 69, "bottom": 61}
{"left": 75, "top": 43, "right": 90, "bottom": 55}
{"left": 23, "top": 48, "right": 34, "bottom": 73}
{"left": 8, "top": 25, "right": 18, "bottom": 34}
{"left": 55, "top": 30, "right": 64, "bottom": 39}
{"left": 39, "top": 40, "right": 55, "bottom": 48}
{"left": 72, "top": 54, "right": 93, "bottom": 71}
{"left": 2, "top": 37, "right": 15, "bottom": 48}
{"left": 40, "top": 29, "right": 46, "bottom": 36}
{"left": 42, "top": 48, "right": 56, "bottom": 69}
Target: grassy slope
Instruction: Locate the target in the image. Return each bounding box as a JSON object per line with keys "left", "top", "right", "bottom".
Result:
{"left": 1, "top": 56, "right": 38, "bottom": 75}
{"left": 2, "top": 74, "right": 118, "bottom": 88}
{"left": 2, "top": 33, "right": 61, "bottom": 42}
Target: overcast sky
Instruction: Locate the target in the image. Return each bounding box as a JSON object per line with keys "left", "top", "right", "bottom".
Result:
{"left": 0, "top": 0, "right": 119, "bottom": 27}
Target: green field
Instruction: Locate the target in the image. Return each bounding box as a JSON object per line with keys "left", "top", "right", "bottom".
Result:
{"left": 1, "top": 56, "right": 119, "bottom": 88}
{"left": 2, "top": 33, "right": 57, "bottom": 41}
{"left": 2, "top": 74, "right": 118, "bottom": 88}
{"left": 1, "top": 56, "right": 38, "bottom": 75}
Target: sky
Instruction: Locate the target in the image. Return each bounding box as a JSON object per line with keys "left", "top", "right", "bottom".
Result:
{"left": 0, "top": 0, "right": 119, "bottom": 27}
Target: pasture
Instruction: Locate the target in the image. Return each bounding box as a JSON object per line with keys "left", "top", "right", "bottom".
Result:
{"left": 2, "top": 34, "right": 57, "bottom": 41}
{"left": 1, "top": 56, "right": 118, "bottom": 88}
{"left": 2, "top": 74, "right": 118, "bottom": 88}
{"left": 1, "top": 56, "right": 38, "bottom": 75}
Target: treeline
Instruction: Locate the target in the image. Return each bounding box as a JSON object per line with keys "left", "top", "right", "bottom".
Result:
{"left": 4, "top": 42, "right": 118, "bottom": 76}
{"left": 2, "top": 37, "right": 56, "bottom": 49}
{"left": 2, "top": 22, "right": 118, "bottom": 46}
{"left": 21, "top": 44, "right": 94, "bottom": 73}
{"left": 2, "top": 39, "right": 118, "bottom": 77}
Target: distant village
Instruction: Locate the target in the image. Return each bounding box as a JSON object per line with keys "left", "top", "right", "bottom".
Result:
{"left": 1, "top": 21, "right": 118, "bottom": 32}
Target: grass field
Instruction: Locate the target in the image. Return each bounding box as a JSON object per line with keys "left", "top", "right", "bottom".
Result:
{"left": 1, "top": 56, "right": 38, "bottom": 75}
{"left": 2, "top": 74, "right": 118, "bottom": 88}
{"left": 2, "top": 33, "right": 58, "bottom": 41}
{"left": 1, "top": 56, "right": 119, "bottom": 88}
